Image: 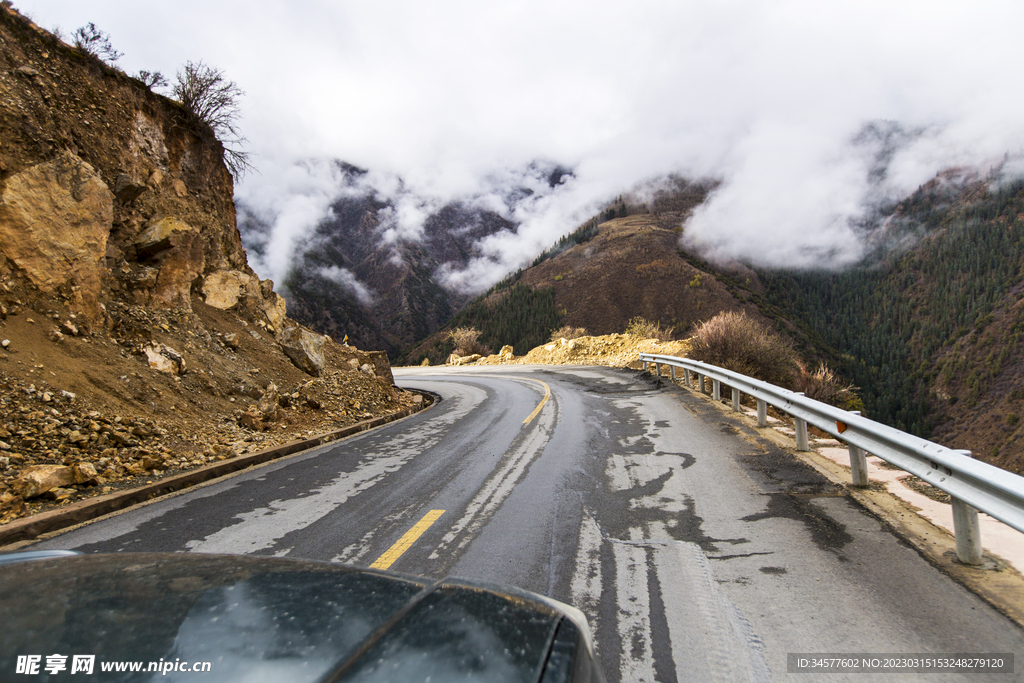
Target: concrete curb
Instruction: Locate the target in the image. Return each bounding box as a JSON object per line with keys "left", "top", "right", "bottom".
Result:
{"left": 647, "top": 370, "right": 1024, "bottom": 630}
{"left": 0, "top": 394, "right": 435, "bottom": 547}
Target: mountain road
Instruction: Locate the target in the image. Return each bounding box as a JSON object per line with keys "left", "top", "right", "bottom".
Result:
{"left": 30, "top": 365, "right": 1024, "bottom": 682}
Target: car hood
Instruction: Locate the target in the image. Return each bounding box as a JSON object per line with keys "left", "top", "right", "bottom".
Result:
{"left": 0, "top": 552, "right": 603, "bottom": 683}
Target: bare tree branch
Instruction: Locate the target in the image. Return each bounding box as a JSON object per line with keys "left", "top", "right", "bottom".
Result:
{"left": 172, "top": 61, "right": 254, "bottom": 179}
{"left": 72, "top": 22, "right": 123, "bottom": 63}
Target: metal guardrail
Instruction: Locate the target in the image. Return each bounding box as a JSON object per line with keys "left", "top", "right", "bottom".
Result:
{"left": 639, "top": 353, "right": 1024, "bottom": 566}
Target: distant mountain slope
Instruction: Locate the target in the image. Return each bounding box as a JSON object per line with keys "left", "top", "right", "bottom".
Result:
{"left": 759, "top": 175, "right": 1024, "bottom": 474}
{"left": 241, "top": 188, "right": 516, "bottom": 356}
{"left": 406, "top": 171, "right": 1024, "bottom": 477}
{"left": 239, "top": 163, "right": 575, "bottom": 357}
{"left": 404, "top": 180, "right": 822, "bottom": 365}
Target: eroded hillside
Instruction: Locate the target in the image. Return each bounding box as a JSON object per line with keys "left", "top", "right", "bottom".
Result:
{"left": 0, "top": 8, "right": 416, "bottom": 523}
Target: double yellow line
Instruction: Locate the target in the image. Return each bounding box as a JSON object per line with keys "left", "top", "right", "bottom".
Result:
{"left": 370, "top": 509, "right": 445, "bottom": 570}
{"left": 521, "top": 379, "right": 551, "bottom": 425}
{"left": 369, "top": 377, "right": 550, "bottom": 570}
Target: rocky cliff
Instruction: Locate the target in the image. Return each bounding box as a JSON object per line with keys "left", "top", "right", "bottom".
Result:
{"left": 0, "top": 7, "right": 415, "bottom": 524}
{"left": 0, "top": 7, "right": 283, "bottom": 329}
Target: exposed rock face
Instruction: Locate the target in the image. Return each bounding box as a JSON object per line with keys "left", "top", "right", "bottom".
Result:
{"left": 134, "top": 217, "right": 206, "bottom": 308}
{"left": 0, "top": 7, "right": 284, "bottom": 328}
{"left": 0, "top": 153, "right": 112, "bottom": 322}
{"left": 278, "top": 327, "right": 326, "bottom": 376}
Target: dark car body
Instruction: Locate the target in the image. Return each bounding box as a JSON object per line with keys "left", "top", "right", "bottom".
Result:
{"left": 0, "top": 552, "right": 605, "bottom": 682}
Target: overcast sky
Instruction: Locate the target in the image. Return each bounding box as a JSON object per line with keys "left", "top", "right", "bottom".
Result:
{"left": 15, "top": 1, "right": 1024, "bottom": 290}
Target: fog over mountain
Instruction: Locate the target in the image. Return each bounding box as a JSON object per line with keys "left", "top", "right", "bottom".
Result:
{"left": 17, "top": 0, "right": 1024, "bottom": 293}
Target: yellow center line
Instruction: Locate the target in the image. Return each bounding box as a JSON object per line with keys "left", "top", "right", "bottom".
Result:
{"left": 369, "top": 509, "right": 445, "bottom": 570}
{"left": 522, "top": 379, "right": 551, "bottom": 425}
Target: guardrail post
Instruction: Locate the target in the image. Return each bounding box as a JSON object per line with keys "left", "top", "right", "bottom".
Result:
{"left": 950, "top": 450, "right": 983, "bottom": 566}
{"left": 848, "top": 445, "right": 869, "bottom": 486}
{"left": 670, "top": 365, "right": 676, "bottom": 380}
{"left": 793, "top": 393, "right": 809, "bottom": 451}
{"left": 684, "top": 368, "right": 691, "bottom": 386}
{"left": 845, "top": 412, "right": 869, "bottom": 487}
{"left": 655, "top": 362, "right": 662, "bottom": 378}
{"left": 757, "top": 399, "right": 767, "bottom": 427}
{"left": 731, "top": 387, "right": 740, "bottom": 412}
{"left": 794, "top": 417, "right": 809, "bottom": 451}
{"left": 641, "top": 361, "right": 647, "bottom": 373}
{"left": 712, "top": 379, "right": 721, "bottom": 401}
{"left": 697, "top": 373, "right": 705, "bottom": 393}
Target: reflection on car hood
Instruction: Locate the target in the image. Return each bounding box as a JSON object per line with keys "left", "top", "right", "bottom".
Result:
{"left": 0, "top": 553, "right": 604, "bottom": 683}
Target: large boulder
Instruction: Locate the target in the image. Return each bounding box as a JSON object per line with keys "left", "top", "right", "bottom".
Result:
{"left": 11, "top": 465, "right": 75, "bottom": 499}
{"left": 145, "top": 343, "right": 186, "bottom": 375}
{"left": 366, "top": 350, "right": 396, "bottom": 385}
{"left": 0, "top": 153, "right": 112, "bottom": 322}
{"left": 202, "top": 269, "right": 253, "bottom": 310}
{"left": 277, "top": 327, "right": 326, "bottom": 376}
{"left": 260, "top": 279, "right": 287, "bottom": 331}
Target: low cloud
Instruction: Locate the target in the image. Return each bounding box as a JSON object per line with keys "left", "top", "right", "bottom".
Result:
{"left": 20, "top": 0, "right": 1024, "bottom": 288}
{"left": 316, "top": 265, "right": 374, "bottom": 307}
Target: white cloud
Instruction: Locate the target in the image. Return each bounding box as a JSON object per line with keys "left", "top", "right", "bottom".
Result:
{"left": 18, "top": 0, "right": 1024, "bottom": 286}
{"left": 316, "top": 265, "right": 374, "bottom": 307}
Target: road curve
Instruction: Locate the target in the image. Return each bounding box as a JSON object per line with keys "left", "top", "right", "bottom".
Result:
{"left": 32, "top": 365, "right": 1024, "bottom": 682}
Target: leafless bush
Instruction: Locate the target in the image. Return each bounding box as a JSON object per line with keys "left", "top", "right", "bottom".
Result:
{"left": 172, "top": 61, "right": 253, "bottom": 179}
{"left": 72, "top": 23, "right": 122, "bottom": 63}
{"left": 447, "top": 327, "right": 490, "bottom": 357}
{"left": 795, "top": 363, "right": 863, "bottom": 411}
{"left": 550, "top": 326, "right": 589, "bottom": 341}
{"left": 135, "top": 70, "right": 168, "bottom": 91}
{"left": 624, "top": 316, "right": 673, "bottom": 341}
{"left": 688, "top": 310, "right": 797, "bottom": 386}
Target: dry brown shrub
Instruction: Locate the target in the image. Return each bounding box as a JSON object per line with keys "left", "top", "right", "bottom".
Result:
{"left": 688, "top": 310, "right": 796, "bottom": 386}
{"left": 796, "top": 363, "right": 863, "bottom": 411}
{"left": 550, "top": 326, "right": 589, "bottom": 341}
{"left": 624, "top": 316, "right": 673, "bottom": 341}
{"left": 447, "top": 327, "right": 490, "bottom": 357}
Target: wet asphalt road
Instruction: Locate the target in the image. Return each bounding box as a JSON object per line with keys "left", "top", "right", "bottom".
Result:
{"left": 33, "top": 365, "right": 1024, "bottom": 682}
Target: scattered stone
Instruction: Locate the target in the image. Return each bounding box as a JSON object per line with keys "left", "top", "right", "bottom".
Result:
{"left": 258, "top": 383, "right": 280, "bottom": 416}
{"left": 113, "top": 173, "right": 147, "bottom": 204}
{"left": 61, "top": 320, "right": 79, "bottom": 336}
{"left": 48, "top": 329, "right": 65, "bottom": 343}
{"left": 145, "top": 343, "right": 186, "bottom": 375}
{"left": 0, "top": 492, "right": 25, "bottom": 524}
{"left": 71, "top": 462, "right": 99, "bottom": 485}
{"left": 222, "top": 332, "right": 240, "bottom": 349}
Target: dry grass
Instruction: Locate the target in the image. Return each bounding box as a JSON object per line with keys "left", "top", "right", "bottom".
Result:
{"left": 688, "top": 310, "right": 797, "bottom": 386}
{"left": 624, "top": 316, "right": 674, "bottom": 341}
{"left": 550, "top": 325, "right": 589, "bottom": 341}
{"left": 795, "top": 362, "right": 863, "bottom": 411}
